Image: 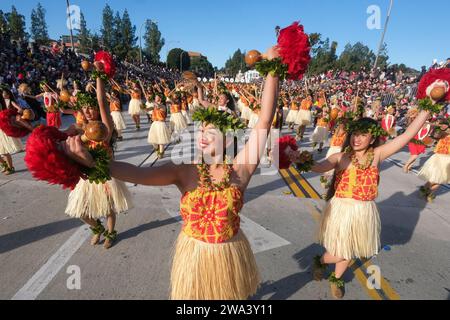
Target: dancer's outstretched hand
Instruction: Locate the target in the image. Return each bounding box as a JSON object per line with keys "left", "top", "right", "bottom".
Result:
{"left": 61, "top": 135, "right": 95, "bottom": 168}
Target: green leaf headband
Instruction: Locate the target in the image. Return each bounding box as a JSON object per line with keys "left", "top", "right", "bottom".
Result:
{"left": 345, "top": 119, "right": 388, "bottom": 138}
{"left": 76, "top": 92, "right": 99, "bottom": 110}
{"left": 192, "top": 107, "right": 246, "bottom": 133}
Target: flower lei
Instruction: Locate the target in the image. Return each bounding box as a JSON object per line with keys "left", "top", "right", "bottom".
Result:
{"left": 345, "top": 147, "right": 375, "bottom": 170}
{"left": 81, "top": 145, "right": 112, "bottom": 184}
{"left": 197, "top": 157, "right": 233, "bottom": 191}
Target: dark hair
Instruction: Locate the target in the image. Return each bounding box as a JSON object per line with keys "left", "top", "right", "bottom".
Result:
{"left": 325, "top": 117, "right": 382, "bottom": 201}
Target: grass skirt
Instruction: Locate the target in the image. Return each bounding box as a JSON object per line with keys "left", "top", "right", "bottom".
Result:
{"left": 418, "top": 154, "right": 450, "bottom": 185}
{"left": 311, "top": 126, "right": 328, "bottom": 143}
{"left": 170, "top": 230, "right": 260, "bottom": 300}
{"left": 148, "top": 121, "right": 172, "bottom": 145}
{"left": 128, "top": 99, "right": 143, "bottom": 116}
{"left": 0, "top": 129, "right": 23, "bottom": 155}
{"left": 248, "top": 112, "right": 259, "bottom": 129}
{"left": 170, "top": 113, "right": 188, "bottom": 133}
{"left": 111, "top": 111, "right": 127, "bottom": 131}
{"left": 181, "top": 110, "right": 193, "bottom": 125}
{"left": 65, "top": 178, "right": 132, "bottom": 219}
{"left": 241, "top": 106, "right": 251, "bottom": 121}
{"left": 295, "top": 109, "right": 312, "bottom": 126}
{"left": 319, "top": 197, "right": 381, "bottom": 260}
{"left": 285, "top": 110, "right": 298, "bottom": 124}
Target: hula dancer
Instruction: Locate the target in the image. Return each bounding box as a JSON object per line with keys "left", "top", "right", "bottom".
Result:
{"left": 418, "top": 120, "right": 450, "bottom": 202}
{"left": 63, "top": 72, "right": 132, "bottom": 249}
{"left": 295, "top": 94, "right": 312, "bottom": 140}
{"left": 0, "top": 89, "right": 27, "bottom": 175}
{"left": 285, "top": 97, "right": 299, "bottom": 130}
{"left": 148, "top": 93, "right": 171, "bottom": 159}
{"left": 127, "top": 82, "right": 144, "bottom": 130}
{"left": 37, "top": 82, "right": 62, "bottom": 129}
{"left": 169, "top": 94, "right": 188, "bottom": 143}
{"left": 403, "top": 109, "right": 431, "bottom": 173}
{"left": 109, "top": 91, "right": 127, "bottom": 141}
{"left": 311, "top": 108, "right": 330, "bottom": 153}
{"left": 291, "top": 111, "right": 430, "bottom": 299}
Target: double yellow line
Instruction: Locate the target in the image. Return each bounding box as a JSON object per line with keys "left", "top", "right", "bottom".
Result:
{"left": 279, "top": 167, "right": 400, "bottom": 300}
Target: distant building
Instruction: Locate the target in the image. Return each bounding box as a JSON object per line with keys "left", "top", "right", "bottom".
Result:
{"left": 244, "top": 70, "right": 261, "bottom": 83}
{"left": 60, "top": 35, "right": 80, "bottom": 49}
{"left": 188, "top": 51, "right": 207, "bottom": 59}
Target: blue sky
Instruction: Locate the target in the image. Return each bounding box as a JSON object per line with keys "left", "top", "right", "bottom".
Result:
{"left": 1, "top": 0, "right": 449, "bottom": 69}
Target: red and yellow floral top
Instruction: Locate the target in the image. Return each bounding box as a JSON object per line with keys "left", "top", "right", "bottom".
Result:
{"left": 180, "top": 165, "right": 243, "bottom": 244}
{"left": 335, "top": 166, "right": 379, "bottom": 201}
{"left": 435, "top": 136, "right": 450, "bottom": 155}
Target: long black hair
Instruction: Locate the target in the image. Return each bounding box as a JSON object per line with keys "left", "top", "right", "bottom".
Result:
{"left": 325, "top": 117, "right": 383, "bottom": 201}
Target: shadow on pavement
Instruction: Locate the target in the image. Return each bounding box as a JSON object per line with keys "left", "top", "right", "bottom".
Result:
{"left": 0, "top": 219, "right": 82, "bottom": 254}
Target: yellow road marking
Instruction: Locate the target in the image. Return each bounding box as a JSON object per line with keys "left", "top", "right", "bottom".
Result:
{"left": 279, "top": 169, "right": 306, "bottom": 198}
{"left": 288, "top": 167, "right": 321, "bottom": 199}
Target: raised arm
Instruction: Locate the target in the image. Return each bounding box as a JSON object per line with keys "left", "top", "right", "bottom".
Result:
{"left": 96, "top": 75, "right": 114, "bottom": 143}
{"left": 235, "top": 47, "right": 279, "bottom": 180}
{"left": 197, "top": 84, "right": 213, "bottom": 108}
{"left": 376, "top": 110, "right": 430, "bottom": 161}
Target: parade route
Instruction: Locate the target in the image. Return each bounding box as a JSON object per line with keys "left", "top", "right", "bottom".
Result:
{"left": 1, "top": 112, "right": 449, "bottom": 300}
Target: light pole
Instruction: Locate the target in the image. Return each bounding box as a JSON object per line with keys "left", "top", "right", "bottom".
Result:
{"left": 139, "top": 20, "right": 148, "bottom": 65}
{"left": 373, "top": 0, "right": 394, "bottom": 70}
{"left": 66, "top": 0, "right": 75, "bottom": 52}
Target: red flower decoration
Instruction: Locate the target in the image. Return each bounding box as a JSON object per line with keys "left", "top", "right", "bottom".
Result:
{"left": 0, "top": 109, "right": 30, "bottom": 138}
{"left": 24, "top": 126, "right": 83, "bottom": 190}
{"left": 417, "top": 68, "right": 450, "bottom": 101}
{"left": 95, "top": 51, "right": 116, "bottom": 78}
{"left": 276, "top": 135, "right": 298, "bottom": 169}
{"left": 278, "top": 22, "right": 311, "bottom": 80}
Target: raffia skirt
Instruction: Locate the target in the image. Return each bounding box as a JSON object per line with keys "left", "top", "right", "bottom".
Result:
{"left": 285, "top": 110, "right": 298, "bottom": 124}
{"left": 170, "top": 112, "right": 188, "bottom": 133}
{"left": 170, "top": 230, "right": 260, "bottom": 300}
{"left": 319, "top": 197, "right": 381, "bottom": 260}
{"left": 418, "top": 154, "right": 450, "bottom": 185}
{"left": 241, "top": 106, "right": 252, "bottom": 121}
{"left": 295, "top": 109, "right": 312, "bottom": 126}
{"left": 111, "top": 111, "right": 127, "bottom": 131}
{"left": 128, "top": 99, "right": 143, "bottom": 116}
{"left": 282, "top": 107, "right": 289, "bottom": 124}
{"left": 248, "top": 112, "right": 259, "bottom": 129}
{"left": 181, "top": 110, "right": 193, "bottom": 125}
{"left": 65, "top": 178, "right": 132, "bottom": 219}
{"left": 311, "top": 126, "right": 329, "bottom": 143}
{"left": 0, "top": 129, "right": 24, "bottom": 155}
{"left": 148, "top": 121, "right": 171, "bottom": 145}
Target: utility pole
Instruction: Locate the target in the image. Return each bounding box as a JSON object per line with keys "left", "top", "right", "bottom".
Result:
{"left": 66, "top": 0, "right": 75, "bottom": 52}
{"left": 373, "top": 0, "right": 394, "bottom": 70}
